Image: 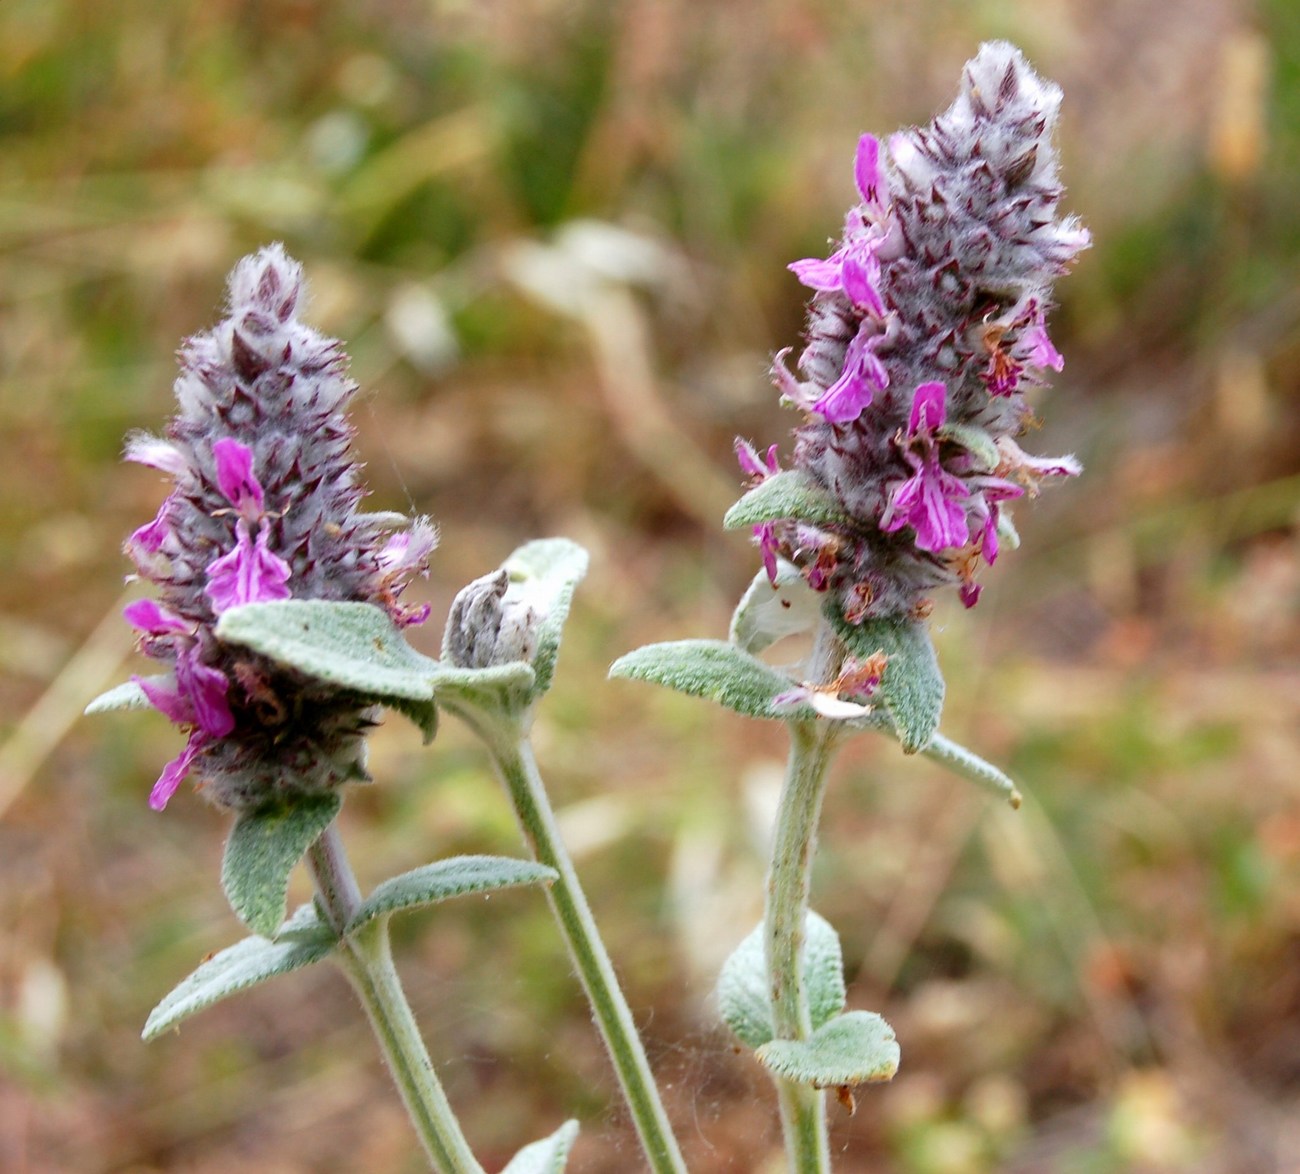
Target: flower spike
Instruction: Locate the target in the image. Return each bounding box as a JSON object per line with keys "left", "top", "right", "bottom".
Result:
{"left": 120, "top": 245, "right": 436, "bottom": 809}
{"left": 745, "top": 42, "right": 1086, "bottom": 619}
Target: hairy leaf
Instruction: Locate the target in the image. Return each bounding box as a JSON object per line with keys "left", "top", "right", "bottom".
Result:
{"left": 216, "top": 600, "right": 438, "bottom": 739}
{"left": 717, "top": 912, "right": 846, "bottom": 1049}
{"left": 222, "top": 794, "right": 341, "bottom": 938}
{"left": 217, "top": 600, "right": 437, "bottom": 701}
{"left": 502, "top": 1119, "right": 580, "bottom": 1174}
{"left": 143, "top": 904, "right": 337, "bottom": 1040}
{"left": 610, "top": 639, "right": 806, "bottom": 720}
{"left": 348, "top": 856, "right": 557, "bottom": 931}
{"left": 501, "top": 538, "right": 589, "bottom": 696}
{"left": 923, "top": 733, "right": 1022, "bottom": 807}
{"left": 827, "top": 607, "right": 944, "bottom": 752}
{"left": 756, "top": 1010, "right": 900, "bottom": 1088}
{"left": 723, "top": 470, "right": 852, "bottom": 530}
{"left": 84, "top": 678, "right": 155, "bottom": 714}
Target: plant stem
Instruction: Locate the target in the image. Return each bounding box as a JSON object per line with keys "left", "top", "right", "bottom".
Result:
{"left": 307, "top": 825, "right": 485, "bottom": 1174}
{"left": 483, "top": 730, "right": 687, "bottom": 1174}
{"left": 765, "top": 717, "right": 842, "bottom": 1174}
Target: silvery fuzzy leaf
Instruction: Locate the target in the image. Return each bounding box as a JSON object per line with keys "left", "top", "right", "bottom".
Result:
{"left": 499, "top": 538, "right": 589, "bottom": 696}
{"left": 723, "top": 470, "right": 853, "bottom": 531}
{"left": 347, "top": 855, "right": 557, "bottom": 932}
{"left": 501, "top": 1119, "right": 580, "bottom": 1174}
{"left": 717, "top": 911, "right": 846, "bottom": 1049}
{"left": 216, "top": 600, "right": 438, "bottom": 738}
{"left": 143, "top": 904, "right": 336, "bottom": 1040}
{"left": 610, "top": 639, "right": 812, "bottom": 721}
{"left": 826, "top": 606, "right": 944, "bottom": 753}
{"left": 221, "top": 794, "right": 341, "bottom": 938}
{"left": 84, "top": 678, "right": 157, "bottom": 714}
{"left": 755, "top": 1011, "right": 899, "bottom": 1089}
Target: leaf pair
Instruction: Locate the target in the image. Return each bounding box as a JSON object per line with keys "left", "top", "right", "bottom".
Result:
{"left": 609, "top": 613, "right": 943, "bottom": 754}
{"left": 717, "top": 913, "right": 899, "bottom": 1090}
{"left": 145, "top": 854, "right": 557, "bottom": 1039}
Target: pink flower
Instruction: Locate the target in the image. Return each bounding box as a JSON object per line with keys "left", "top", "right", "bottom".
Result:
{"left": 811, "top": 325, "right": 888, "bottom": 424}
{"left": 132, "top": 644, "right": 235, "bottom": 811}
{"left": 735, "top": 439, "right": 781, "bottom": 480}
{"left": 213, "top": 437, "right": 266, "bottom": 518}
{"left": 789, "top": 138, "right": 889, "bottom": 319}
{"left": 880, "top": 383, "right": 970, "bottom": 553}
{"left": 205, "top": 520, "right": 293, "bottom": 614}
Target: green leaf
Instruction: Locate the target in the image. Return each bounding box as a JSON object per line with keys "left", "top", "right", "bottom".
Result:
{"left": 723, "top": 470, "right": 852, "bottom": 531}
{"left": 756, "top": 1010, "right": 900, "bottom": 1088}
{"left": 143, "top": 904, "right": 337, "bottom": 1040}
{"left": 348, "top": 855, "right": 557, "bottom": 932}
{"left": 383, "top": 694, "right": 439, "bottom": 745}
{"left": 216, "top": 600, "right": 438, "bottom": 701}
{"left": 428, "top": 660, "right": 537, "bottom": 716}
{"left": 216, "top": 600, "right": 438, "bottom": 739}
{"left": 84, "top": 678, "right": 155, "bottom": 715}
{"left": 923, "top": 733, "right": 1022, "bottom": 807}
{"left": 610, "top": 639, "right": 804, "bottom": 720}
{"left": 222, "top": 794, "right": 342, "bottom": 938}
{"left": 500, "top": 538, "right": 589, "bottom": 695}
{"left": 717, "top": 912, "right": 846, "bottom": 1049}
{"left": 827, "top": 607, "right": 944, "bottom": 753}
{"left": 502, "top": 1119, "right": 580, "bottom": 1174}
{"left": 729, "top": 560, "right": 823, "bottom": 655}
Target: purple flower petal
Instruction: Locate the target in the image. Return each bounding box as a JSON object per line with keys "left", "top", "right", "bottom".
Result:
{"left": 754, "top": 522, "right": 779, "bottom": 582}
{"left": 128, "top": 498, "right": 173, "bottom": 556}
{"left": 149, "top": 731, "right": 205, "bottom": 811}
{"left": 377, "top": 522, "right": 437, "bottom": 576}
{"left": 854, "top": 134, "right": 883, "bottom": 207}
{"left": 736, "top": 438, "right": 781, "bottom": 480}
{"left": 881, "top": 454, "right": 970, "bottom": 552}
{"left": 997, "top": 438, "right": 1082, "bottom": 485}
{"left": 965, "top": 478, "right": 1024, "bottom": 564}
{"left": 770, "top": 686, "right": 811, "bottom": 714}
{"left": 771, "top": 349, "right": 815, "bottom": 410}
{"left": 908, "top": 381, "right": 948, "bottom": 435}
{"left": 394, "top": 601, "right": 432, "bottom": 628}
{"left": 788, "top": 256, "right": 844, "bottom": 291}
{"left": 212, "top": 437, "right": 265, "bottom": 515}
{"left": 205, "top": 520, "right": 293, "bottom": 614}
{"left": 959, "top": 581, "right": 982, "bottom": 609}
{"left": 176, "top": 650, "right": 234, "bottom": 738}
{"left": 813, "top": 327, "right": 888, "bottom": 424}
{"left": 124, "top": 599, "right": 191, "bottom": 636}
{"left": 840, "top": 252, "right": 884, "bottom": 316}
{"left": 1024, "top": 322, "right": 1064, "bottom": 372}
{"left": 135, "top": 673, "right": 193, "bottom": 725}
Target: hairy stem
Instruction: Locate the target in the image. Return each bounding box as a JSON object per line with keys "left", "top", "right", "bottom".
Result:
{"left": 481, "top": 728, "right": 687, "bottom": 1174}
{"left": 308, "top": 825, "right": 485, "bottom": 1174}
{"left": 765, "top": 716, "right": 842, "bottom": 1174}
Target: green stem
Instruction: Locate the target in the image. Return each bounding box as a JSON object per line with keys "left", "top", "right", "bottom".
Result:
{"left": 482, "top": 728, "right": 687, "bottom": 1174}
{"left": 307, "top": 825, "right": 485, "bottom": 1174}
{"left": 765, "top": 718, "right": 842, "bottom": 1174}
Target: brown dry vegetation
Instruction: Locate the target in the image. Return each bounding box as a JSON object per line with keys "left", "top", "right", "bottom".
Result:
{"left": 2, "top": 1, "right": 1299, "bottom": 1171}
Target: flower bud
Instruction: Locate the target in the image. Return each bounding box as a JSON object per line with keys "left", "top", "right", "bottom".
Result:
{"left": 443, "top": 570, "right": 540, "bottom": 670}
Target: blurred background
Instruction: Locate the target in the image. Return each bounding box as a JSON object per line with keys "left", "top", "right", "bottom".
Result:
{"left": 2, "top": 1, "right": 1298, "bottom": 1170}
